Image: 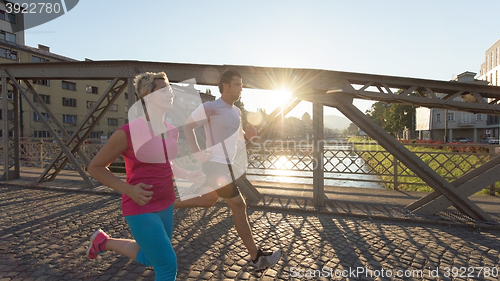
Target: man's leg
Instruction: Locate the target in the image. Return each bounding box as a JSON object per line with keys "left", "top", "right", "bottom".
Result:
{"left": 174, "top": 191, "right": 219, "bottom": 209}
{"left": 224, "top": 194, "right": 259, "bottom": 260}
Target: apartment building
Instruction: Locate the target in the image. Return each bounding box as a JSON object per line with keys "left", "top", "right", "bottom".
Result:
{"left": 1, "top": 19, "right": 214, "bottom": 141}
{"left": 477, "top": 38, "right": 500, "bottom": 139}
{"left": 0, "top": 41, "right": 134, "bottom": 140}
{"left": 0, "top": 0, "right": 24, "bottom": 46}
{"left": 417, "top": 38, "right": 500, "bottom": 142}
{"left": 417, "top": 72, "right": 489, "bottom": 142}
{"left": 0, "top": 44, "right": 214, "bottom": 140}
{"left": 477, "top": 38, "right": 500, "bottom": 86}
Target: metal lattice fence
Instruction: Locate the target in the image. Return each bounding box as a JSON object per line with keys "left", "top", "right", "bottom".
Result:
{"left": 2, "top": 139, "right": 499, "bottom": 194}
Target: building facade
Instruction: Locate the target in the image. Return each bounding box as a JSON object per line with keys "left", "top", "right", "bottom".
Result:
{"left": 477, "top": 38, "right": 500, "bottom": 139}
{"left": 1, "top": 48, "right": 214, "bottom": 141}
{"left": 0, "top": 41, "right": 134, "bottom": 140}
{"left": 0, "top": 0, "right": 24, "bottom": 46}
{"left": 417, "top": 72, "right": 490, "bottom": 142}
{"left": 477, "top": 38, "right": 500, "bottom": 86}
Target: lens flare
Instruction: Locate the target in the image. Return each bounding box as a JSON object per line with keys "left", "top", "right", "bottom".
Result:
{"left": 247, "top": 111, "right": 263, "bottom": 126}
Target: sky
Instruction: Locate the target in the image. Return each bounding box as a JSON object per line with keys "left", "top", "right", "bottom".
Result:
{"left": 24, "top": 0, "right": 500, "bottom": 119}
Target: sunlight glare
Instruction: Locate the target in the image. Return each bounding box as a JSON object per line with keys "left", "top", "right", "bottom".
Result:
{"left": 272, "top": 89, "right": 292, "bottom": 107}
{"left": 247, "top": 111, "right": 264, "bottom": 126}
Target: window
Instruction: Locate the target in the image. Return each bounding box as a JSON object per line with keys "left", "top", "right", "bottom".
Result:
{"left": 487, "top": 55, "right": 490, "bottom": 71}
{"left": 62, "top": 97, "right": 77, "bottom": 107}
{"left": 0, "top": 110, "right": 14, "bottom": 120}
{"left": 447, "top": 112, "right": 455, "bottom": 122}
{"left": 492, "top": 51, "right": 494, "bottom": 70}
{"left": 33, "top": 112, "right": 50, "bottom": 122}
{"left": 0, "top": 10, "right": 4, "bottom": 21}
{"left": 86, "top": 85, "right": 98, "bottom": 94}
{"left": 109, "top": 104, "right": 118, "bottom": 112}
{"left": 33, "top": 94, "right": 50, "bottom": 104}
{"left": 62, "top": 81, "right": 76, "bottom": 91}
{"left": 0, "top": 130, "right": 15, "bottom": 137}
{"left": 0, "top": 30, "right": 16, "bottom": 43}
{"left": 5, "top": 12, "right": 15, "bottom": 24}
{"left": 62, "top": 115, "right": 77, "bottom": 124}
{"left": 497, "top": 47, "right": 499, "bottom": 67}
{"left": 33, "top": 79, "right": 50, "bottom": 86}
{"left": 124, "top": 92, "right": 129, "bottom": 100}
{"left": 86, "top": 101, "right": 97, "bottom": 109}
{"left": 89, "top": 131, "right": 100, "bottom": 139}
{"left": 436, "top": 113, "right": 441, "bottom": 122}
{"left": 32, "top": 56, "right": 49, "bottom": 63}
{"left": 124, "top": 106, "right": 129, "bottom": 113}
{"left": 34, "top": 131, "right": 51, "bottom": 138}
{"left": 0, "top": 47, "right": 17, "bottom": 60}
{"left": 476, "top": 114, "right": 483, "bottom": 121}
{"left": 108, "top": 118, "right": 118, "bottom": 126}
{"left": 461, "top": 112, "right": 471, "bottom": 123}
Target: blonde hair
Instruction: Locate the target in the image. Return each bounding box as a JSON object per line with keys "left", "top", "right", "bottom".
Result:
{"left": 133, "top": 72, "right": 168, "bottom": 97}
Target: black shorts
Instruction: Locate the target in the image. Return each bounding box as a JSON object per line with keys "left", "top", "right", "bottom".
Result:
{"left": 201, "top": 161, "right": 240, "bottom": 199}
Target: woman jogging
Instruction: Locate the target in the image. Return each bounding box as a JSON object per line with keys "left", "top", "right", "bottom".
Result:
{"left": 86, "top": 71, "right": 205, "bottom": 280}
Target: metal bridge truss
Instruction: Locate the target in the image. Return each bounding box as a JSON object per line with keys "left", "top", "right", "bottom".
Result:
{"left": 1, "top": 61, "right": 499, "bottom": 221}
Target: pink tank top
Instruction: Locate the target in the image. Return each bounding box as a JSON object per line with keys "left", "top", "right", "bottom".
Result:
{"left": 119, "top": 119, "right": 178, "bottom": 216}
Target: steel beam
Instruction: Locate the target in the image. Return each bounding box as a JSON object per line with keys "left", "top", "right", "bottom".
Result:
{"left": 322, "top": 92, "right": 491, "bottom": 221}
{"left": 2, "top": 77, "right": 9, "bottom": 180}
{"left": 312, "top": 100, "right": 324, "bottom": 207}
{"left": 21, "top": 80, "right": 91, "bottom": 164}
{"left": 411, "top": 162, "right": 500, "bottom": 216}
{"left": 4, "top": 70, "right": 95, "bottom": 187}
{"left": 37, "top": 78, "right": 126, "bottom": 183}
{"left": 406, "top": 154, "right": 500, "bottom": 214}
{"left": 2, "top": 61, "right": 499, "bottom": 217}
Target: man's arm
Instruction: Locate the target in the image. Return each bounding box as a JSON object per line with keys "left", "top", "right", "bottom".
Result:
{"left": 184, "top": 115, "right": 211, "bottom": 162}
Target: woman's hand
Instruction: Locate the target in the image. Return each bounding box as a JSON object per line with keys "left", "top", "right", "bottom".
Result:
{"left": 193, "top": 150, "right": 212, "bottom": 163}
{"left": 187, "top": 169, "right": 206, "bottom": 185}
{"left": 126, "top": 183, "right": 154, "bottom": 206}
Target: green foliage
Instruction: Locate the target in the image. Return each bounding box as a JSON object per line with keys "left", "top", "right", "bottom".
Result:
{"left": 365, "top": 102, "right": 416, "bottom": 135}
{"left": 358, "top": 143, "right": 496, "bottom": 194}
{"left": 346, "top": 122, "right": 359, "bottom": 135}
{"left": 301, "top": 112, "right": 311, "bottom": 123}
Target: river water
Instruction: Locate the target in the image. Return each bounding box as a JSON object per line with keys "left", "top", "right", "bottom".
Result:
{"left": 246, "top": 143, "right": 384, "bottom": 189}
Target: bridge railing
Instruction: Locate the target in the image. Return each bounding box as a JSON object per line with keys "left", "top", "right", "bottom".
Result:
{"left": 2, "top": 138, "right": 499, "bottom": 196}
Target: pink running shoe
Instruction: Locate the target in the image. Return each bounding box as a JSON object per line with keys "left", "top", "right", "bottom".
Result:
{"left": 87, "top": 229, "right": 109, "bottom": 260}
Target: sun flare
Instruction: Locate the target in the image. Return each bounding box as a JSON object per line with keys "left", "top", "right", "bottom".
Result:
{"left": 272, "top": 89, "right": 292, "bottom": 107}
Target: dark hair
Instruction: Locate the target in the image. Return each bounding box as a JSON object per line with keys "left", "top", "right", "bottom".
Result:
{"left": 218, "top": 68, "right": 242, "bottom": 94}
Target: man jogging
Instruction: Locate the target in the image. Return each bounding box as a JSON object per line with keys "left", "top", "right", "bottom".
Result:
{"left": 175, "top": 68, "right": 282, "bottom": 271}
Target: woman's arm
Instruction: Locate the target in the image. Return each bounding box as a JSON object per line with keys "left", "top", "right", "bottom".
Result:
{"left": 171, "top": 161, "right": 206, "bottom": 185}
{"left": 88, "top": 130, "right": 153, "bottom": 206}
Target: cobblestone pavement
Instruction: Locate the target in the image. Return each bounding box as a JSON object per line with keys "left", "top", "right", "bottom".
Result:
{"left": 1, "top": 185, "right": 500, "bottom": 281}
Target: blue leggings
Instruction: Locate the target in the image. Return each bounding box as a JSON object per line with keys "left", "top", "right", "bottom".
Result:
{"left": 125, "top": 205, "right": 177, "bottom": 281}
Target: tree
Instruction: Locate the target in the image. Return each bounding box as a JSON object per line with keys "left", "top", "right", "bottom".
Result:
{"left": 347, "top": 122, "right": 359, "bottom": 136}
{"left": 301, "top": 112, "right": 312, "bottom": 138}
{"left": 366, "top": 102, "right": 415, "bottom": 137}
{"left": 234, "top": 99, "right": 247, "bottom": 128}
{"left": 301, "top": 112, "right": 311, "bottom": 123}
